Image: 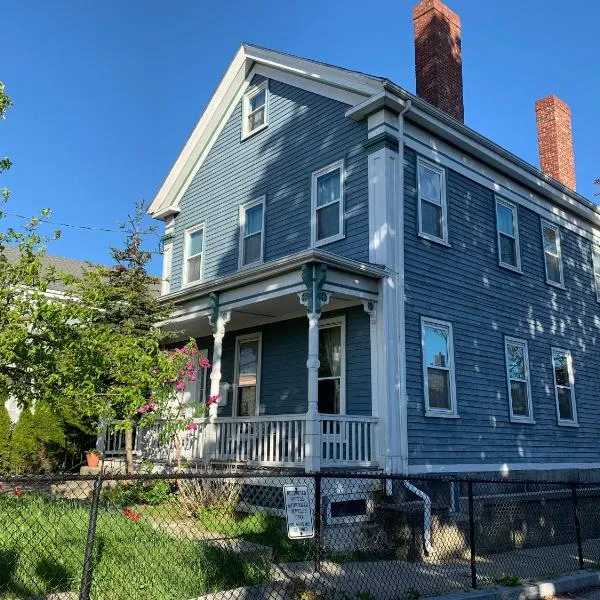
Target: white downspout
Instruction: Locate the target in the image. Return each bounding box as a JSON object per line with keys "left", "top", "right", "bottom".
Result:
{"left": 404, "top": 480, "right": 434, "bottom": 555}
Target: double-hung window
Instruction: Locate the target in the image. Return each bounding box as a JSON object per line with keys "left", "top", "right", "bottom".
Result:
{"left": 234, "top": 333, "right": 262, "bottom": 417}
{"left": 504, "top": 337, "right": 533, "bottom": 422}
{"left": 312, "top": 160, "right": 344, "bottom": 246}
{"left": 242, "top": 80, "right": 268, "bottom": 138}
{"left": 552, "top": 348, "right": 577, "bottom": 426}
{"left": 421, "top": 318, "right": 457, "bottom": 417}
{"left": 184, "top": 224, "right": 204, "bottom": 285}
{"left": 591, "top": 245, "right": 600, "bottom": 302}
{"left": 541, "top": 221, "right": 564, "bottom": 287}
{"left": 417, "top": 157, "right": 447, "bottom": 244}
{"left": 318, "top": 317, "right": 345, "bottom": 414}
{"left": 496, "top": 199, "right": 521, "bottom": 270}
{"left": 239, "top": 197, "right": 265, "bottom": 267}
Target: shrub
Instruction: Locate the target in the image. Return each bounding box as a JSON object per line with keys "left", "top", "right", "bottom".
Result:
{"left": 101, "top": 480, "right": 175, "bottom": 507}
{"left": 0, "top": 401, "right": 11, "bottom": 474}
{"left": 10, "top": 407, "right": 38, "bottom": 474}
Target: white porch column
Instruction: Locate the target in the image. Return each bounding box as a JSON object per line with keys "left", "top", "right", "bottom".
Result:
{"left": 206, "top": 293, "right": 231, "bottom": 460}
{"left": 299, "top": 264, "right": 331, "bottom": 473}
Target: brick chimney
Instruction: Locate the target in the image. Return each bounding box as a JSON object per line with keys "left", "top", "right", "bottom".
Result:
{"left": 535, "top": 95, "right": 576, "bottom": 190}
{"left": 413, "top": 0, "right": 464, "bottom": 122}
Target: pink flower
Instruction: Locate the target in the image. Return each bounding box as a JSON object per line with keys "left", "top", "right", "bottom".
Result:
{"left": 175, "top": 381, "right": 186, "bottom": 391}
{"left": 185, "top": 422, "right": 198, "bottom": 431}
{"left": 188, "top": 373, "right": 196, "bottom": 382}
{"left": 178, "top": 370, "right": 186, "bottom": 378}
{"left": 136, "top": 405, "right": 148, "bottom": 414}
{"left": 207, "top": 395, "right": 220, "bottom": 406}
{"left": 199, "top": 358, "right": 211, "bottom": 369}
{"left": 186, "top": 362, "right": 195, "bottom": 372}
{"left": 147, "top": 402, "right": 158, "bottom": 411}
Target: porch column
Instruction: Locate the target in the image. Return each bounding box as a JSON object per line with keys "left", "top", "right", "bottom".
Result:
{"left": 206, "top": 293, "right": 231, "bottom": 460}
{"left": 298, "top": 264, "right": 331, "bottom": 473}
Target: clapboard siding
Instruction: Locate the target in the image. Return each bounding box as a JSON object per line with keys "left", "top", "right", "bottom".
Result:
{"left": 194, "top": 306, "right": 370, "bottom": 416}
{"left": 170, "top": 77, "right": 369, "bottom": 290}
{"left": 404, "top": 144, "right": 600, "bottom": 469}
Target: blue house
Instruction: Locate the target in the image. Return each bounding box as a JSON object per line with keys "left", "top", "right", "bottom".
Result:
{"left": 146, "top": 0, "right": 599, "bottom": 481}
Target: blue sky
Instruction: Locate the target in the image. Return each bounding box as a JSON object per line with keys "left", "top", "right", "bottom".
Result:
{"left": 2, "top": 1, "right": 598, "bottom": 274}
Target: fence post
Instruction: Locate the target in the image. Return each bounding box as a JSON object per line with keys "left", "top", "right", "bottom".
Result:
{"left": 80, "top": 474, "right": 103, "bottom": 600}
{"left": 314, "top": 473, "right": 322, "bottom": 573}
{"left": 468, "top": 481, "right": 477, "bottom": 589}
{"left": 571, "top": 484, "right": 584, "bottom": 570}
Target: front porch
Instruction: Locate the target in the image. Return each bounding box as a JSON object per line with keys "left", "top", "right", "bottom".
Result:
{"left": 102, "top": 251, "right": 389, "bottom": 472}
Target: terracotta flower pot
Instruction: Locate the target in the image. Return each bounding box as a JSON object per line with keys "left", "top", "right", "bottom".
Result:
{"left": 86, "top": 453, "right": 101, "bottom": 468}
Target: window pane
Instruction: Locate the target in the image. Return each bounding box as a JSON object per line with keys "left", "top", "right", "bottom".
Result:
{"left": 419, "top": 165, "right": 442, "bottom": 205}
{"left": 245, "top": 204, "right": 263, "bottom": 236}
{"left": 543, "top": 226, "right": 558, "bottom": 254}
{"left": 510, "top": 380, "right": 529, "bottom": 417}
{"left": 248, "top": 107, "right": 265, "bottom": 131}
{"left": 497, "top": 204, "right": 515, "bottom": 236}
{"left": 557, "top": 387, "right": 574, "bottom": 421}
{"left": 189, "top": 229, "right": 203, "bottom": 256}
{"left": 319, "top": 326, "right": 342, "bottom": 378}
{"left": 238, "top": 386, "right": 256, "bottom": 417}
{"left": 317, "top": 202, "right": 340, "bottom": 241}
{"left": 546, "top": 254, "right": 562, "bottom": 283}
{"left": 243, "top": 233, "right": 262, "bottom": 265}
{"left": 249, "top": 89, "right": 265, "bottom": 112}
{"left": 427, "top": 368, "right": 450, "bottom": 410}
{"left": 318, "top": 378, "right": 340, "bottom": 414}
{"left": 187, "top": 255, "right": 202, "bottom": 282}
{"left": 421, "top": 200, "right": 443, "bottom": 239}
{"left": 424, "top": 325, "right": 449, "bottom": 368}
{"left": 238, "top": 340, "right": 258, "bottom": 386}
{"left": 554, "top": 353, "right": 570, "bottom": 386}
{"left": 507, "top": 343, "right": 526, "bottom": 380}
{"left": 500, "top": 234, "right": 517, "bottom": 266}
{"left": 593, "top": 250, "right": 600, "bottom": 276}
{"left": 317, "top": 170, "right": 341, "bottom": 208}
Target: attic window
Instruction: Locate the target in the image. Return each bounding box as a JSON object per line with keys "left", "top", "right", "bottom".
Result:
{"left": 242, "top": 81, "right": 269, "bottom": 138}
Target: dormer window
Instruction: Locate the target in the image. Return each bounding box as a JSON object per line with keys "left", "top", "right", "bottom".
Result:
{"left": 242, "top": 81, "right": 268, "bottom": 138}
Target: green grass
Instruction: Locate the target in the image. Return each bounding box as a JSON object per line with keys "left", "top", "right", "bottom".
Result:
{"left": 0, "top": 493, "right": 270, "bottom": 600}
{"left": 492, "top": 573, "right": 523, "bottom": 587}
{"left": 197, "top": 505, "right": 313, "bottom": 563}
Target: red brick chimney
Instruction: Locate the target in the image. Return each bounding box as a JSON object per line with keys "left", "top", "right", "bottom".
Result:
{"left": 413, "top": 0, "right": 464, "bottom": 122}
{"left": 535, "top": 95, "right": 576, "bottom": 190}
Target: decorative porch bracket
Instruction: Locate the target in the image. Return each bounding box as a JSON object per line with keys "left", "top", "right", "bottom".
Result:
{"left": 298, "top": 263, "right": 331, "bottom": 473}
{"left": 206, "top": 293, "right": 231, "bottom": 461}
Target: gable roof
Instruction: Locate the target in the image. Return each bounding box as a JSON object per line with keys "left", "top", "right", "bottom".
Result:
{"left": 148, "top": 44, "right": 600, "bottom": 230}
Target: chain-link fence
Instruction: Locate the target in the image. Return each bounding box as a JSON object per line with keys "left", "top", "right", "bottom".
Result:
{"left": 1, "top": 470, "right": 600, "bottom": 599}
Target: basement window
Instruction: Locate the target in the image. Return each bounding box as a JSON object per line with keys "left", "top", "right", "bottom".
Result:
{"left": 327, "top": 494, "right": 373, "bottom": 525}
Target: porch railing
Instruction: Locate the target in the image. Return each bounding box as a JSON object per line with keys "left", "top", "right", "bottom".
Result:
{"left": 100, "top": 414, "right": 378, "bottom": 469}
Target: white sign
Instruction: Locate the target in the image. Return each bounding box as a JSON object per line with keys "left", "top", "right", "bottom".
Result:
{"left": 283, "top": 485, "right": 314, "bottom": 539}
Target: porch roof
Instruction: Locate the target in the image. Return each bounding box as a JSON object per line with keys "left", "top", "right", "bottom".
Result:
{"left": 159, "top": 249, "right": 386, "bottom": 339}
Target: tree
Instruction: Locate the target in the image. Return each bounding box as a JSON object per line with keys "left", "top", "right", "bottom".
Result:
{"left": 0, "top": 401, "right": 11, "bottom": 474}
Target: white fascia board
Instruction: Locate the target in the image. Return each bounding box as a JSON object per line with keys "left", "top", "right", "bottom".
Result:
{"left": 148, "top": 44, "right": 384, "bottom": 219}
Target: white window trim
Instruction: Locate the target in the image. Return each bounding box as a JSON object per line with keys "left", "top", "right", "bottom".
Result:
{"left": 326, "top": 492, "right": 374, "bottom": 525}
{"left": 183, "top": 223, "right": 205, "bottom": 286}
{"left": 241, "top": 80, "right": 269, "bottom": 140}
{"left": 417, "top": 156, "right": 449, "bottom": 246}
{"left": 496, "top": 197, "right": 522, "bottom": 273}
{"left": 591, "top": 244, "right": 600, "bottom": 303}
{"left": 421, "top": 317, "right": 458, "bottom": 418}
{"left": 161, "top": 239, "right": 173, "bottom": 295}
{"left": 319, "top": 316, "right": 346, "bottom": 415}
{"left": 232, "top": 332, "right": 262, "bottom": 417}
{"left": 311, "top": 160, "right": 345, "bottom": 248}
{"left": 541, "top": 220, "right": 565, "bottom": 288}
{"left": 238, "top": 196, "right": 266, "bottom": 269}
{"left": 551, "top": 347, "right": 578, "bottom": 427}
{"left": 504, "top": 337, "right": 534, "bottom": 424}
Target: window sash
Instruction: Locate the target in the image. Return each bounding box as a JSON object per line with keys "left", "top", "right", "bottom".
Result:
{"left": 551, "top": 348, "right": 577, "bottom": 424}
{"left": 233, "top": 334, "right": 262, "bottom": 417}
{"left": 421, "top": 318, "right": 456, "bottom": 416}
{"left": 504, "top": 338, "right": 532, "bottom": 422}
{"left": 417, "top": 157, "right": 447, "bottom": 243}
{"left": 184, "top": 225, "right": 204, "bottom": 284}
{"left": 318, "top": 318, "right": 345, "bottom": 415}
{"left": 239, "top": 199, "right": 265, "bottom": 267}
{"left": 243, "top": 82, "right": 268, "bottom": 135}
{"left": 496, "top": 200, "right": 520, "bottom": 269}
{"left": 542, "top": 222, "right": 563, "bottom": 285}
{"left": 312, "top": 162, "right": 344, "bottom": 246}
{"left": 592, "top": 247, "right": 600, "bottom": 301}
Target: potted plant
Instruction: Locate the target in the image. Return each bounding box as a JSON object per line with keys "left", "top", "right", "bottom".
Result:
{"left": 85, "top": 449, "right": 102, "bottom": 468}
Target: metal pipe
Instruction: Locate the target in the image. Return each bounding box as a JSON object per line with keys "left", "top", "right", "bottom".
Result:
{"left": 404, "top": 480, "right": 434, "bottom": 555}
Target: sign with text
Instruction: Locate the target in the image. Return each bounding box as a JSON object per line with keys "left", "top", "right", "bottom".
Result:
{"left": 283, "top": 485, "right": 314, "bottom": 539}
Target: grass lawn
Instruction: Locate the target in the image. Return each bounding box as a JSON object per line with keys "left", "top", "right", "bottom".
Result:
{"left": 196, "top": 505, "right": 313, "bottom": 563}
{"left": 0, "top": 493, "right": 271, "bottom": 600}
